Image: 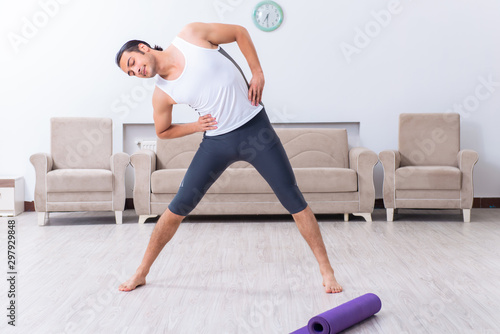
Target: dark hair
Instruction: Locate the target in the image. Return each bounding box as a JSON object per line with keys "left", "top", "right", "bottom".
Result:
{"left": 115, "top": 40, "right": 163, "bottom": 67}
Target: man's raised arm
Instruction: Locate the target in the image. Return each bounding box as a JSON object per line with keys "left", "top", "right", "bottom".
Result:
{"left": 181, "top": 22, "right": 265, "bottom": 106}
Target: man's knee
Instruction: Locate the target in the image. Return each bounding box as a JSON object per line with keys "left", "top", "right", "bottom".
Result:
{"left": 168, "top": 186, "right": 207, "bottom": 216}
{"left": 291, "top": 204, "right": 310, "bottom": 217}
{"left": 165, "top": 207, "right": 186, "bottom": 220}
{"left": 160, "top": 208, "right": 186, "bottom": 224}
{"left": 274, "top": 185, "right": 308, "bottom": 215}
{"left": 168, "top": 202, "right": 192, "bottom": 217}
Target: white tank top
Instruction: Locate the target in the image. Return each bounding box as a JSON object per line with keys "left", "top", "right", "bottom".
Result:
{"left": 155, "top": 36, "right": 263, "bottom": 136}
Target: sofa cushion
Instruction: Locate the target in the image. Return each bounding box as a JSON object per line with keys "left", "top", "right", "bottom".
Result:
{"left": 151, "top": 167, "right": 357, "bottom": 194}
{"left": 46, "top": 169, "right": 113, "bottom": 192}
{"left": 277, "top": 129, "right": 349, "bottom": 168}
{"left": 151, "top": 169, "right": 273, "bottom": 194}
{"left": 294, "top": 168, "right": 357, "bottom": 192}
{"left": 156, "top": 133, "right": 203, "bottom": 170}
{"left": 395, "top": 166, "right": 461, "bottom": 190}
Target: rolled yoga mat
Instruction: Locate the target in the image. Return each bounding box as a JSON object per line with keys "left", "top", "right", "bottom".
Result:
{"left": 290, "top": 293, "right": 382, "bottom": 334}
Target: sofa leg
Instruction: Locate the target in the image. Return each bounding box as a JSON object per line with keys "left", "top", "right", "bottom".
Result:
{"left": 387, "top": 208, "right": 394, "bottom": 222}
{"left": 463, "top": 209, "right": 471, "bottom": 223}
{"left": 115, "top": 211, "right": 123, "bottom": 225}
{"left": 353, "top": 213, "right": 372, "bottom": 222}
{"left": 139, "top": 215, "right": 157, "bottom": 224}
{"left": 344, "top": 213, "right": 349, "bottom": 222}
{"left": 38, "top": 212, "right": 47, "bottom": 226}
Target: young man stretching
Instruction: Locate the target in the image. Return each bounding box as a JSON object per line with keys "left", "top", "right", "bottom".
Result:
{"left": 116, "top": 22, "right": 342, "bottom": 293}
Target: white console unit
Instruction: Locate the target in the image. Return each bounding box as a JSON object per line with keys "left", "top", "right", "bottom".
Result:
{"left": 0, "top": 177, "right": 24, "bottom": 217}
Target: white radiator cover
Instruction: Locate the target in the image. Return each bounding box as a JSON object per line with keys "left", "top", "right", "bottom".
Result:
{"left": 136, "top": 140, "right": 157, "bottom": 152}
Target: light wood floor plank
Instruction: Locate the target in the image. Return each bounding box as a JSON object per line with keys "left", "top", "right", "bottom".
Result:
{"left": 1, "top": 209, "right": 500, "bottom": 333}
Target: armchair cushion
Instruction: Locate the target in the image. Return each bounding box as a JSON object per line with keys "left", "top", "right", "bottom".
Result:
{"left": 395, "top": 166, "right": 461, "bottom": 190}
{"left": 46, "top": 169, "right": 113, "bottom": 192}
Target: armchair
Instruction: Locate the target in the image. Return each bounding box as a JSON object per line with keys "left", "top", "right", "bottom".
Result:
{"left": 379, "top": 113, "right": 478, "bottom": 222}
{"left": 30, "top": 118, "right": 129, "bottom": 225}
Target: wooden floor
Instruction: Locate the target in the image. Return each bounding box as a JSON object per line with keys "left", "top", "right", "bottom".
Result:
{"left": 1, "top": 209, "right": 500, "bottom": 334}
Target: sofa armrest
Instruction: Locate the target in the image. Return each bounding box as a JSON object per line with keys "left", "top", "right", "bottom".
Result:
{"left": 110, "top": 152, "right": 130, "bottom": 211}
{"left": 29, "top": 153, "right": 53, "bottom": 212}
{"left": 130, "top": 149, "right": 156, "bottom": 215}
{"left": 378, "top": 150, "right": 401, "bottom": 209}
{"left": 349, "top": 147, "right": 378, "bottom": 213}
{"left": 457, "top": 149, "right": 479, "bottom": 209}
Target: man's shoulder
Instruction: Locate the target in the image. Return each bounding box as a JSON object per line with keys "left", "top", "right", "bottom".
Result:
{"left": 177, "top": 23, "right": 215, "bottom": 49}
{"left": 179, "top": 22, "right": 205, "bottom": 36}
{"left": 153, "top": 87, "right": 175, "bottom": 107}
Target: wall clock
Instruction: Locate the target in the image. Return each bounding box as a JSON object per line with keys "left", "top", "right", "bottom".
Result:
{"left": 253, "top": 1, "right": 283, "bottom": 32}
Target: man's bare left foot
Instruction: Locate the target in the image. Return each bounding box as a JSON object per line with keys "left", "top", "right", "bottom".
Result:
{"left": 322, "top": 271, "right": 343, "bottom": 293}
{"left": 119, "top": 272, "right": 146, "bottom": 292}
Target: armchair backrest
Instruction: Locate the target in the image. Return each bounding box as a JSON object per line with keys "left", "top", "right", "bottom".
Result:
{"left": 399, "top": 113, "right": 460, "bottom": 167}
{"left": 156, "top": 128, "right": 349, "bottom": 169}
{"left": 51, "top": 117, "right": 112, "bottom": 169}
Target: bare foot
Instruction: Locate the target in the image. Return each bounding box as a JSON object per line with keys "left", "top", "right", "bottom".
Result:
{"left": 322, "top": 271, "right": 343, "bottom": 293}
{"left": 119, "top": 272, "right": 146, "bottom": 292}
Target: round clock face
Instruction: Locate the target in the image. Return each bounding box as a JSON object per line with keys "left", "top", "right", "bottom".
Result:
{"left": 253, "top": 1, "right": 283, "bottom": 32}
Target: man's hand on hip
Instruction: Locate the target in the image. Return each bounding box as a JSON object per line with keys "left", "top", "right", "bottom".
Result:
{"left": 196, "top": 114, "right": 218, "bottom": 132}
{"left": 249, "top": 71, "right": 265, "bottom": 106}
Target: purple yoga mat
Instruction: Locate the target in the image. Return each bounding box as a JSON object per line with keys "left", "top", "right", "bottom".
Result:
{"left": 306, "top": 293, "right": 382, "bottom": 334}
{"left": 290, "top": 326, "right": 309, "bottom": 334}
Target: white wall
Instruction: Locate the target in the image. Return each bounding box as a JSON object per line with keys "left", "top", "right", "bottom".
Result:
{"left": 1, "top": 0, "right": 499, "bottom": 201}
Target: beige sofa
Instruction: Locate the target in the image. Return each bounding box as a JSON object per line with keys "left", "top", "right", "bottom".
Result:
{"left": 30, "top": 118, "right": 130, "bottom": 225}
{"left": 131, "top": 128, "right": 378, "bottom": 223}
{"left": 379, "top": 113, "right": 479, "bottom": 222}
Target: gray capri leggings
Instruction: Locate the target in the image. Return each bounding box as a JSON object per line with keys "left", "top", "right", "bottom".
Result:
{"left": 168, "top": 109, "right": 308, "bottom": 216}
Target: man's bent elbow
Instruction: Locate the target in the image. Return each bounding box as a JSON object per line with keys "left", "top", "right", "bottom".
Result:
{"left": 236, "top": 25, "right": 249, "bottom": 38}
{"left": 156, "top": 127, "right": 172, "bottom": 139}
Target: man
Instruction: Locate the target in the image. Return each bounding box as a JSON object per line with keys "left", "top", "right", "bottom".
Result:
{"left": 116, "top": 22, "right": 342, "bottom": 293}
